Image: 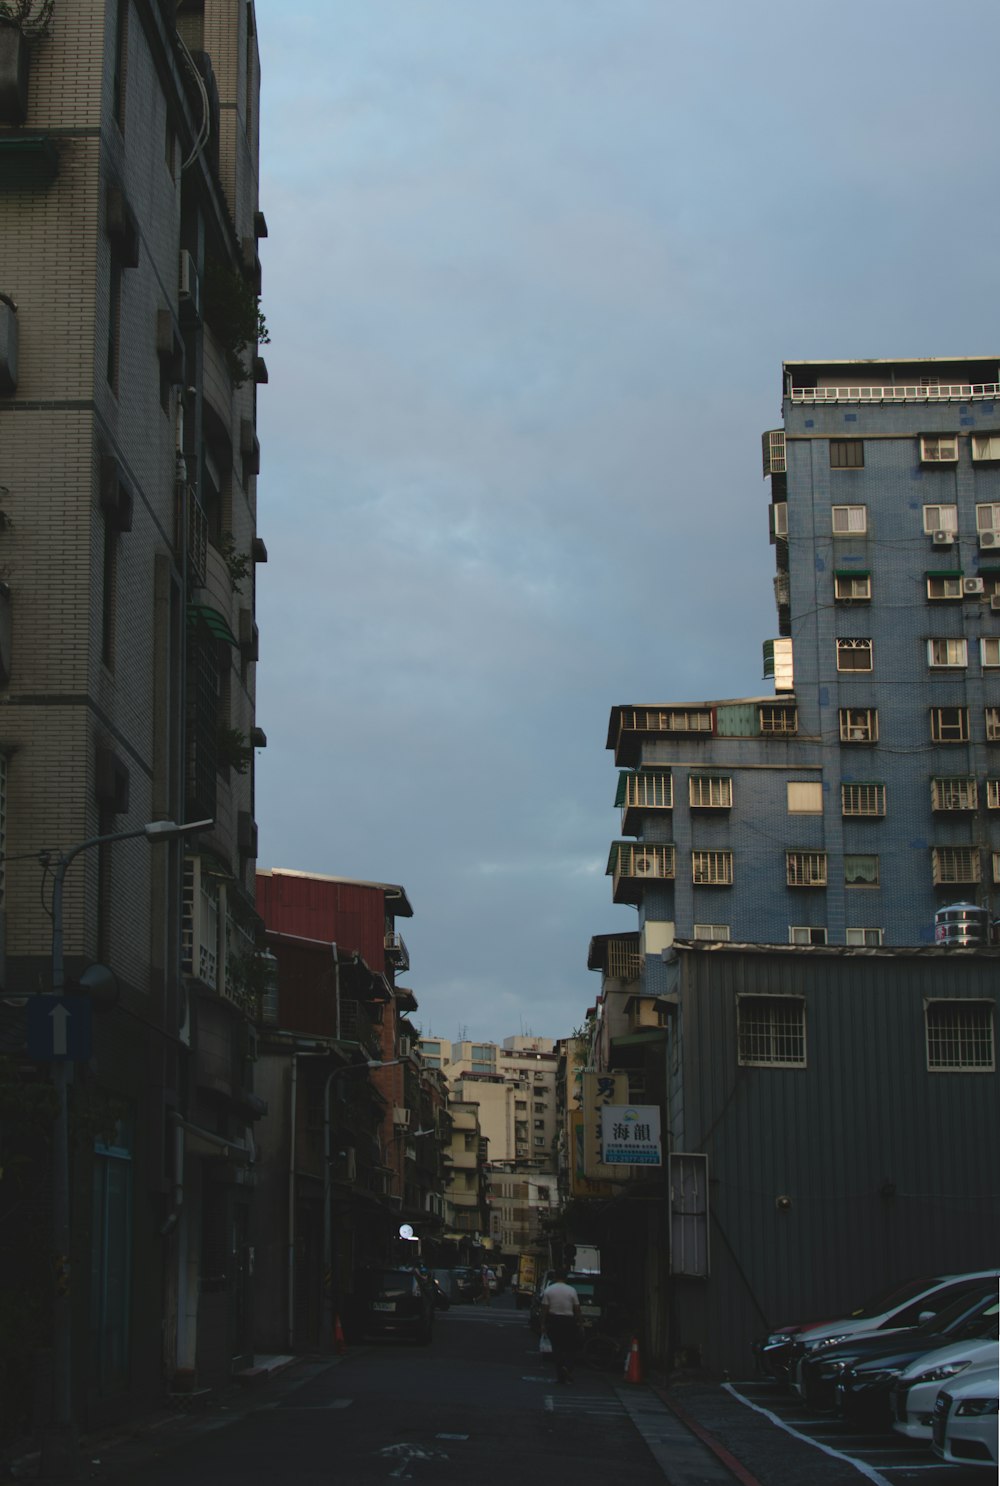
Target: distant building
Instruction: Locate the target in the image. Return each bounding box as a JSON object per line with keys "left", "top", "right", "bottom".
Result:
{"left": 608, "top": 358, "right": 1000, "bottom": 961}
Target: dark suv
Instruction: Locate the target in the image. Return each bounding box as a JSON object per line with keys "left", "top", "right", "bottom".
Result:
{"left": 355, "top": 1266, "right": 435, "bottom": 1344}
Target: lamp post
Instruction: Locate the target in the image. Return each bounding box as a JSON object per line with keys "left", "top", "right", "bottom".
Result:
{"left": 321, "top": 1057, "right": 400, "bottom": 1350}
{"left": 39, "top": 817, "right": 212, "bottom": 1481}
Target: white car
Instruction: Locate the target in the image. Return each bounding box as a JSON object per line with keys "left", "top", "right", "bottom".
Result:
{"left": 932, "top": 1364, "right": 999, "bottom": 1470}
{"left": 790, "top": 1270, "right": 1000, "bottom": 1398}
{"left": 892, "top": 1323, "right": 998, "bottom": 1442}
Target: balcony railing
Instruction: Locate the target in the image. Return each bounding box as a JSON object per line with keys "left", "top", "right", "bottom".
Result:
{"left": 607, "top": 842, "right": 675, "bottom": 905}
{"left": 384, "top": 931, "right": 410, "bottom": 971}
{"left": 605, "top": 937, "right": 643, "bottom": 983}
{"left": 340, "top": 998, "right": 382, "bottom": 1060}
{"left": 791, "top": 382, "right": 1000, "bottom": 405}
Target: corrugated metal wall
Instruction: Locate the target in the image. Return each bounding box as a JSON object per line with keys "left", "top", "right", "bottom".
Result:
{"left": 668, "top": 947, "right": 1000, "bottom": 1376}
{"left": 256, "top": 872, "right": 388, "bottom": 971}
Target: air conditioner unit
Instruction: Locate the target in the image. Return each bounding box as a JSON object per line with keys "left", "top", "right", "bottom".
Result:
{"left": 964, "top": 577, "right": 986, "bottom": 595}
{"left": 633, "top": 856, "right": 653, "bottom": 873}
{"left": 178, "top": 249, "right": 200, "bottom": 320}
{"left": 932, "top": 530, "right": 954, "bottom": 546}
{"left": 980, "top": 530, "right": 1000, "bottom": 549}
{"left": 849, "top": 728, "right": 867, "bottom": 741}
{"left": 399, "top": 1035, "right": 412, "bottom": 1058}
{"left": 393, "top": 1107, "right": 410, "bottom": 1128}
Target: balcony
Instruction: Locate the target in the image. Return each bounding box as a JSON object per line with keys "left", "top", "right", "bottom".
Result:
{"left": 384, "top": 930, "right": 410, "bottom": 972}
{"left": 605, "top": 937, "right": 643, "bottom": 983}
{"left": 617, "top": 771, "right": 672, "bottom": 835}
{"left": 607, "top": 841, "right": 675, "bottom": 905}
{"left": 610, "top": 707, "right": 714, "bottom": 766}
{"left": 762, "top": 429, "right": 786, "bottom": 476}
{"left": 339, "top": 998, "right": 382, "bottom": 1060}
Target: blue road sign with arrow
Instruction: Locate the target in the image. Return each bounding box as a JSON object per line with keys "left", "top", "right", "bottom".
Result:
{"left": 26, "top": 995, "right": 92, "bottom": 1061}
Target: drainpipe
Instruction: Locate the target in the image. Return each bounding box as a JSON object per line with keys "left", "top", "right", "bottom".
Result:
{"left": 287, "top": 1053, "right": 298, "bottom": 1351}
{"left": 332, "top": 942, "right": 341, "bottom": 1041}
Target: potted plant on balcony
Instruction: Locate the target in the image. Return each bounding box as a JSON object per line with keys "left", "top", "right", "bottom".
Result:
{"left": 203, "top": 255, "right": 269, "bottom": 387}
{"left": 216, "top": 724, "right": 252, "bottom": 776}
{"left": 0, "top": 0, "right": 54, "bottom": 126}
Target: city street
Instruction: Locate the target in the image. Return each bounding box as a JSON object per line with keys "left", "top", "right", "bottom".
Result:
{"left": 76, "top": 1295, "right": 990, "bottom": 1486}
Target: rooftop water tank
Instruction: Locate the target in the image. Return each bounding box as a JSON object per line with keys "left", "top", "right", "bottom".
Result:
{"left": 934, "top": 902, "right": 990, "bottom": 948}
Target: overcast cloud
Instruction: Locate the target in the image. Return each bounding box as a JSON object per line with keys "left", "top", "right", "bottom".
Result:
{"left": 253, "top": 0, "right": 1000, "bottom": 1042}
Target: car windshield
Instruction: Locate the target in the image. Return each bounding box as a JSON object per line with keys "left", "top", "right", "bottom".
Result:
{"left": 359, "top": 1270, "right": 417, "bottom": 1300}
{"left": 951, "top": 1300, "right": 1000, "bottom": 1342}
{"left": 850, "top": 1275, "right": 945, "bottom": 1319}
{"left": 922, "top": 1288, "right": 999, "bottom": 1336}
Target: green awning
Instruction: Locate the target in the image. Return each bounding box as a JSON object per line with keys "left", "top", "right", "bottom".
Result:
{"left": 925, "top": 569, "right": 964, "bottom": 579}
{"left": 187, "top": 603, "right": 238, "bottom": 646}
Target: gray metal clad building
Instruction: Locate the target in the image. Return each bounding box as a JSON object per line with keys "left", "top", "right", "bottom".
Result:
{"left": 661, "top": 942, "right": 1000, "bottom": 1377}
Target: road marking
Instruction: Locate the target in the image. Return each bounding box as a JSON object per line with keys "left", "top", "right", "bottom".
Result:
{"left": 435, "top": 1433, "right": 468, "bottom": 1440}
{"left": 723, "top": 1383, "right": 895, "bottom": 1486}
{"left": 376, "top": 1443, "right": 449, "bottom": 1480}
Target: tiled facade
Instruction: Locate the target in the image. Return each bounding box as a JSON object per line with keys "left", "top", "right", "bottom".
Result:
{"left": 608, "top": 357, "right": 1000, "bottom": 955}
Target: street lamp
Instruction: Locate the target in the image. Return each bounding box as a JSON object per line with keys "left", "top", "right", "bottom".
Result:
{"left": 321, "top": 1057, "right": 401, "bottom": 1350}
{"left": 40, "top": 818, "right": 212, "bottom": 1481}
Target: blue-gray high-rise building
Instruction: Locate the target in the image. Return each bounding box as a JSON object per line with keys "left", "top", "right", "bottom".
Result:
{"left": 607, "top": 356, "right": 1000, "bottom": 953}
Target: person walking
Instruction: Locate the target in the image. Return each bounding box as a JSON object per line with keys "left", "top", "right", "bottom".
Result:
{"left": 479, "top": 1262, "right": 492, "bottom": 1305}
{"left": 540, "top": 1269, "right": 581, "bottom": 1383}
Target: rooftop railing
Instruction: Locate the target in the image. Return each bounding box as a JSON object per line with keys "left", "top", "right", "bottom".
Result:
{"left": 790, "top": 382, "right": 1000, "bottom": 404}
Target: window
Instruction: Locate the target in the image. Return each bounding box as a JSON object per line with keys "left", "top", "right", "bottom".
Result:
{"left": 994, "top": 851, "right": 1000, "bottom": 884}
{"left": 787, "top": 781, "right": 823, "bottom": 814}
{"left": 837, "top": 638, "right": 873, "bottom": 671}
{"left": 931, "top": 846, "right": 980, "bottom": 885}
{"left": 770, "top": 502, "right": 788, "bottom": 538}
{"left": 977, "top": 503, "right": 1000, "bottom": 532}
{"left": 840, "top": 708, "right": 878, "bottom": 743}
{"left": 972, "top": 435, "right": 1000, "bottom": 463}
{"left": 919, "top": 434, "right": 959, "bottom": 463}
{"left": 789, "top": 926, "right": 826, "bottom": 945}
{"left": 834, "top": 572, "right": 871, "bottom": 601}
{"left": 112, "top": 0, "right": 129, "bottom": 129}
{"left": 830, "top": 440, "right": 864, "bottom": 469}
{"left": 846, "top": 927, "right": 883, "bottom": 946}
{"left": 845, "top": 854, "right": 879, "bottom": 887}
{"left": 923, "top": 504, "right": 959, "bottom": 534}
{"left": 737, "top": 996, "right": 806, "bottom": 1067}
{"left": 534, "top": 1136, "right": 545, "bottom": 1147}
{"left": 106, "top": 257, "right": 123, "bottom": 391}
{"left": 987, "top": 707, "right": 1000, "bottom": 741}
{"left": 101, "top": 521, "right": 119, "bottom": 669}
{"left": 931, "top": 706, "right": 970, "bottom": 743}
{"left": 692, "top": 923, "right": 731, "bottom": 942}
{"left": 759, "top": 705, "right": 798, "bottom": 735}
{"left": 987, "top": 779, "right": 1000, "bottom": 809}
{"left": 931, "top": 777, "right": 978, "bottom": 811}
{"left": 533, "top": 1119, "right": 545, "bottom": 1130}
{"left": 925, "top": 1001, "right": 994, "bottom": 1072}
{"left": 689, "top": 776, "right": 732, "bottom": 809}
{"left": 981, "top": 638, "right": 1000, "bottom": 668}
{"left": 927, "top": 638, "right": 968, "bottom": 668}
{"left": 692, "top": 850, "right": 733, "bottom": 886}
{"left": 841, "top": 782, "right": 886, "bottom": 816}
{"left": 926, "top": 574, "right": 963, "bottom": 601}
{"left": 832, "top": 505, "right": 867, "bottom": 534}
{"left": 786, "top": 851, "right": 827, "bottom": 887}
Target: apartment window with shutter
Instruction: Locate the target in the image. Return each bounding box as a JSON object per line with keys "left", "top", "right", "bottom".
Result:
{"left": 926, "top": 574, "right": 963, "bottom": 601}
{"left": 832, "top": 505, "right": 867, "bottom": 534}
{"left": 692, "top": 924, "right": 731, "bottom": 942}
{"left": 986, "top": 779, "right": 1000, "bottom": 809}
{"left": 834, "top": 573, "right": 871, "bottom": 600}
{"left": 927, "top": 638, "right": 968, "bottom": 669}
{"left": 786, "top": 851, "right": 827, "bottom": 887}
{"left": 837, "top": 638, "right": 873, "bottom": 672}
{"left": 759, "top": 705, "right": 798, "bottom": 735}
{"left": 981, "top": 638, "right": 1000, "bottom": 668}
{"left": 788, "top": 926, "right": 826, "bottom": 945}
{"left": 925, "top": 1001, "right": 994, "bottom": 1072}
{"left": 692, "top": 850, "right": 733, "bottom": 886}
{"left": 840, "top": 708, "right": 878, "bottom": 743}
{"left": 919, "top": 434, "right": 959, "bottom": 464}
{"left": 787, "top": 782, "right": 823, "bottom": 814}
{"left": 931, "top": 707, "right": 970, "bottom": 743}
{"left": 737, "top": 996, "right": 806, "bottom": 1067}
{"left": 841, "top": 782, "right": 885, "bottom": 817}
{"left": 830, "top": 440, "right": 864, "bottom": 469}
{"left": 972, "top": 436, "right": 1000, "bottom": 463}
{"left": 846, "top": 927, "right": 883, "bottom": 946}
{"left": 976, "top": 503, "right": 1000, "bottom": 533}
{"left": 924, "top": 504, "right": 959, "bottom": 534}
{"left": 845, "top": 854, "right": 879, "bottom": 887}
{"left": 987, "top": 708, "right": 1000, "bottom": 742}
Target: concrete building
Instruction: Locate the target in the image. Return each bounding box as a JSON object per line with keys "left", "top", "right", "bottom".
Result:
{"left": 0, "top": 0, "right": 267, "bottom": 1443}
{"left": 608, "top": 358, "right": 1000, "bottom": 959}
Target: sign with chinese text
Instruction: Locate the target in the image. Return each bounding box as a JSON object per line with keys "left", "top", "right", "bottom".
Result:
{"left": 600, "top": 1105, "right": 662, "bottom": 1166}
{"left": 581, "top": 1071, "right": 630, "bottom": 1179}
{"left": 569, "top": 1111, "right": 618, "bottom": 1199}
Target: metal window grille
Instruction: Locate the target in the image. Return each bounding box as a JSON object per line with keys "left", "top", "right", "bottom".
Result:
{"left": 837, "top": 638, "right": 873, "bottom": 671}
{"left": 625, "top": 773, "right": 672, "bottom": 810}
{"left": 840, "top": 708, "right": 878, "bottom": 742}
{"left": 689, "top": 776, "right": 733, "bottom": 808}
{"left": 924, "top": 504, "right": 959, "bottom": 533}
{"left": 846, "top": 927, "right": 883, "bottom": 946}
{"left": 738, "top": 996, "right": 806, "bottom": 1067}
{"left": 931, "top": 778, "right": 978, "bottom": 811}
{"left": 610, "top": 843, "right": 676, "bottom": 881}
{"left": 931, "top": 707, "right": 970, "bottom": 742}
{"left": 762, "top": 429, "right": 786, "bottom": 475}
{"left": 931, "top": 847, "right": 981, "bottom": 885}
{"left": 830, "top": 441, "right": 865, "bottom": 469}
{"left": 606, "top": 938, "right": 643, "bottom": 981}
{"left": 987, "top": 779, "right": 1000, "bottom": 809}
{"left": 759, "top": 705, "right": 798, "bottom": 735}
{"left": 787, "top": 851, "right": 827, "bottom": 887}
{"left": 841, "top": 783, "right": 885, "bottom": 816}
{"left": 692, "top": 850, "right": 733, "bottom": 886}
{"left": 832, "top": 504, "right": 867, "bottom": 532}
{"left": 789, "top": 926, "right": 826, "bottom": 945}
{"left": 181, "top": 857, "right": 219, "bottom": 987}
{"left": 925, "top": 1002, "right": 995, "bottom": 1071}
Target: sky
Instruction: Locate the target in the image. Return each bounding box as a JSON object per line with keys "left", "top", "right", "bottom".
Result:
{"left": 253, "top": 0, "right": 1000, "bottom": 1044}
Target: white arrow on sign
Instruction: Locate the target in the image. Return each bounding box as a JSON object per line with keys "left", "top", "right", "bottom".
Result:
{"left": 49, "top": 1001, "right": 70, "bottom": 1056}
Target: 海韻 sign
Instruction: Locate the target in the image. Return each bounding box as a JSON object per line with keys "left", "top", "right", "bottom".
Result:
{"left": 600, "top": 1105, "right": 662, "bottom": 1166}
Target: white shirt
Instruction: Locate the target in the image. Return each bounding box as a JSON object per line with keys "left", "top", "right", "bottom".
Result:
{"left": 542, "top": 1281, "right": 579, "bottom": 1316}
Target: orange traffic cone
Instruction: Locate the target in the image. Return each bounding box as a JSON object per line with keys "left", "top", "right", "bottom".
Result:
{"left": 624, "top": 1335, "right": 643, "bottom": 1384}
{"left": 334, "top": 1315, "right": 347, "bottom": 1355}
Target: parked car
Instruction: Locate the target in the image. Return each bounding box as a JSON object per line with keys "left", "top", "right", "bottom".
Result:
{"left": 355, "top": 1266, "right": 434, "bottom": 1344}
{"left": 788, "top": 1271, "right": 1000, "bottom": 1397}
{"left": 891, "top": 1315, "right": 999, "bottom": 1442}
{"left": 797, "top": 1281, "right": 999, "bottom": 1415}
{"left": 932, "top": 1364, "right": 999, "bottom": 1470}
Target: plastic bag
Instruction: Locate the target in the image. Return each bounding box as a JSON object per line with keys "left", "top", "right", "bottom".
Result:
{"left": 539, "top": 1334, "right": 553, "bottom": 1355}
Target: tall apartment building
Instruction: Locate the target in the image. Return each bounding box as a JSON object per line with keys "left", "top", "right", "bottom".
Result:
{"left": 0, "top": 0, "right": 266, "bottom": 1441}
{"left": 607, "top": 357, "right": 1000, "bottom": 962}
